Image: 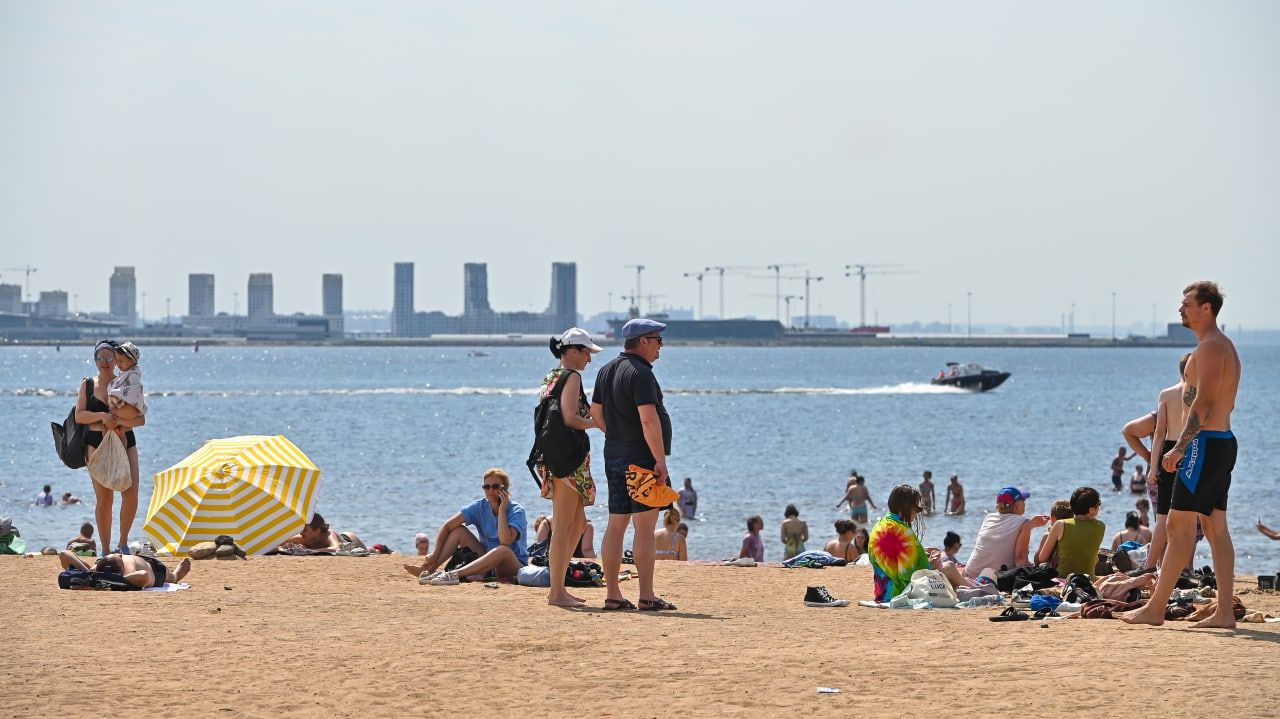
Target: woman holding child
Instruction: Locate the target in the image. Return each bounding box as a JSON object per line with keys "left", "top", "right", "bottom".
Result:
{"left": 74, "top": 339, "right": 147, "bottom": 555}
{"left": 534, "top": 328, "right": 603, "bottom": 607}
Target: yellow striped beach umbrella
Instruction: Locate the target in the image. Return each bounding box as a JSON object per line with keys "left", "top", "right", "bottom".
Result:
{"left": 143, "top": 435, "right": 322, "bottom": 556}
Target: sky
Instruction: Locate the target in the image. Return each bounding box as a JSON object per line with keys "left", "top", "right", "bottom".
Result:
{"left": 2, "top": 2, "right": 1278, "bottom": 328}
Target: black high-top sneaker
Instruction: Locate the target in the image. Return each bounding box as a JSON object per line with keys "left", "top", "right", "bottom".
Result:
{"left": 803, "top": 585, "right": 850, "bottom": 607}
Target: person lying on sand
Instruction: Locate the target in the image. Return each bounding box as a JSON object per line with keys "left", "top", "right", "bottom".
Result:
{"left": 60, "top": 550, "right": 190, "bottom": 589}
{"left": 272, "top": 513, "right": 366, "bottom": 555}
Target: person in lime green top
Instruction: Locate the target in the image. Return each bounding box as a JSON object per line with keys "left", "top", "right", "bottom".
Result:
{"left": 868, "top": 485, "right": 930, "bottom": 602}
{"left": 1036, "top": 486, "right": 1106, "bottom": 577}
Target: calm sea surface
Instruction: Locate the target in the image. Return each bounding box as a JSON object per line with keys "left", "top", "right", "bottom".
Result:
{"left": 3, "top": 344, "right": 1278, "bottom": 575}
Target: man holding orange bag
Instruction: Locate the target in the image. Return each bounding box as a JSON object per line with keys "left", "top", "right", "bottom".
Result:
{"left": 591, "top": 318, "right": 678, "bottom": 611}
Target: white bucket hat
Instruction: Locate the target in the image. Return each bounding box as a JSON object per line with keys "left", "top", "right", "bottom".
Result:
{"left": 558, "top": 327, "right": 602, "bottom": 353}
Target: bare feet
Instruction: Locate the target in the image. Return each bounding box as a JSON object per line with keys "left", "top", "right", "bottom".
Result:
{"left": 1118, "top": 604, "right": 1165, "bottom": 626}
{"left": 174, "top": 557, "right": 192, "bottom": 582}
{"left": 548, "top": 592, "right": 586, "bottom": 608}
{"left": 1190, "top": 612, "right": 1236, "bottom": 629}
{"left": 403, "top": 562, "right": 427, "bottom": 578}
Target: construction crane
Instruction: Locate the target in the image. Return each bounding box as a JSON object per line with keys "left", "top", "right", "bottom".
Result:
{"left": 750, "top": 292, "right": 804, "bottom": 328}
{"left": 623, "top": 265, "right": 645, "bottom": 316}
{"left": 766, "top": 270, "right": 824, "bottom": 329}
{"left": 2, "top": 265, "right": 38, "bottom": 302}
{"left": 683, "top": 271, "right": 706, "bottom": 319}
{"left": 703, "top": 265, "right": 767, "bottom": 319}
{"left": 844, "top": 264, "right": 913, "bottom": 329}
{"left": 764, "top": 263, "right": 804, "bottom": 322}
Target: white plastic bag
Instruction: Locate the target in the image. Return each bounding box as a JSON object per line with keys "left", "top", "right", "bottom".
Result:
{"left": 88, "top": 429, "right": 132, "bottom": 491}
{"left": 894, "top": 569, "right": 959, "bottom": 608}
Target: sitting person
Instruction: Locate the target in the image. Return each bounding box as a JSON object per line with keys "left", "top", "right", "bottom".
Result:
{"left": 66, "top": 522, "right": 97, "bottom": 556}
{"left": 963, "top": 486, "right": 1049, "bottom": 580}
{"left": 59, "top": 550, "right": 191, "bottom": 589}
{"left": 941, "top": 531, "right": 964, "bottom": 567}
{"left": 654, "top": 508, "right": 687, "bottom": 561}
{"left": 531, "top": 513, "right": 596, "bottom": 559}
{"left": 853, "top": 527, "right": 869, "bottom": 560}
{"left": 868, "top": 484, "right": 930, "bottom": 601}
{"left": 824, "top": 519, "right": 860, "bottom": 562}
{"left": 1111, "top": 511, "right": 1153, "bottom": 550}
{"left": 1134, "top": 497, "right": 1151, "bottom": 527}
{"left": 1036, "top": 486, "right": 1106, "bottom": 577}
{"left": 411, "top": 468, "right": 528, "bottom": 585}
{"left": 1035, "top": 500, "right": 1074, "bottom": 564}
{"left": 274, "top": 513, "right": 364, "bottom": 554}
{"left": 414, "top": 532, "right": 431, "bottom": 557}
{"left": 739, "top": 516, "right": 765, "bottom": 562}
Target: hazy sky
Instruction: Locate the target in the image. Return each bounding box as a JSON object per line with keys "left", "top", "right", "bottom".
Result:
{"left": 3, "top": 2, "right": 1278, "bottom": 328}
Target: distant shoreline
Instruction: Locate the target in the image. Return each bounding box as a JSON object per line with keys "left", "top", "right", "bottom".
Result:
{"left": 2, "top": 335, "right": 1197, "bottom": 349}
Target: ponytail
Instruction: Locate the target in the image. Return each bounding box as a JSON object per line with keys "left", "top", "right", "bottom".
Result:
{"left": 549, "top": 337, "right": 565, "bottom": 358}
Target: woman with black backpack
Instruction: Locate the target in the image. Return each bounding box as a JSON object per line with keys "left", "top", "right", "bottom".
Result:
{"left": 533, "top": 328, "right": 602, "bottom": 607}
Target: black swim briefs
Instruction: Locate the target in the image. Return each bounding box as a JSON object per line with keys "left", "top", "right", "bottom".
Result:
{"left": 1155, "top": 439, "right": 1176, "bottom": 515}
{"left": 1170, "top": 431, "right": 1236, "bottom": 516}
{"left": 143, "top": 556, "right": 168, "bottom": 588}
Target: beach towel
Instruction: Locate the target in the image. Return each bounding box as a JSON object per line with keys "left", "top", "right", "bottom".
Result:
{"left": 782, "top": 550, "right": 844, "bottom": 568}
{"left": 868, "top": 513, "right": 929, "bottom": 603}
{"left": 107, "top": 363, "right": 148, "bottom": 415}
{"left": 143, "top": 582, "right": 191, "bottom": 592}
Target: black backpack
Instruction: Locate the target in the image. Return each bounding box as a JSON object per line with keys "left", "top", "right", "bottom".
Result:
{"left": 51, "top": 379, "right": 90, "bottom": 470}
{"left": 525, "top": 371, "right": 589, "bottom": 487}
{"left": 57, "top": 568, "right": 138, "bottom": 591}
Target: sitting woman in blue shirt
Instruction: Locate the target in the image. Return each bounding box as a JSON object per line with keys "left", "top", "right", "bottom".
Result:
{"left": 408, "top": 468, "right": 528, "bottom": 586}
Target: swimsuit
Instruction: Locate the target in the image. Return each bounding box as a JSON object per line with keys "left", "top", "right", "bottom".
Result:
{"left": 142, "top": 556, "right": 168, "bottom": 588}
{"left": 783, "top": 536, "right": 805, "bottom": 557}
{"left": 655, "top": 533, "right": 680, "bottom": 559}
{"left": 82, "top": 378, "right": 137, "bottom": 449}
{"left": 1171, "top": 430, "right": 1236, "bottom": 516}
{"left": 1155, "top": 439, "right": 1177, "bottom": 515}
{"left": 850, "top": 505, "right": 869, "bottom": 522}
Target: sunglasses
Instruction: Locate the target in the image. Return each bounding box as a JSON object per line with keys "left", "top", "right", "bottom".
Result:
{"left": 482, "top": 483, "right": 505, "bottom": 491}
{"left": 95, "top": 354, "right": 116, "bottom": 363}
{"left": 643, "top": 334, "right": 664, "bottom": 345}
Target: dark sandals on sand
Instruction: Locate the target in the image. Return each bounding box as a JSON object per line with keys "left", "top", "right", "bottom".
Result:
{"left": 603, "top": 598, "right": 637, "bottom": 611}
{"left": 989, "top": 607, "right": 1030, "bottom": 622}
{"left": 638, "top": 598, "right": 677, "bottom": 611}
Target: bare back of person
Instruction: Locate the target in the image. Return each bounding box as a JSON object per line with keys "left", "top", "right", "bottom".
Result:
{"left": 1157, "top": 382, "right": 1186, "bottom": 443}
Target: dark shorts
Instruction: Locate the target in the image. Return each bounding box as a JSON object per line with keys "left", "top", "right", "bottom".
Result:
{"left": 143, "top": 556, "right": 168, "bottom": 587}
{"left": 85, "top": 429, "right": 137, "bottom": 450}
{"left": 1170, "top": 431, "right": 1236, "bottom": 516}
{"left": 1155, "top": 439, "right": 1176, "bottom": 515}
{"left": 604, "top": 456, "right": 668, "bottom": 515}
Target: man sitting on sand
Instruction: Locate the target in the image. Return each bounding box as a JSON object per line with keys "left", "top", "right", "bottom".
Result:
{"left": 67, "top": 522, "right": 97, "bottom": 556}
{"left": 59, "top": 550, "right": 191, "bottom": 589}
{"left": 408, "top": 468, "right": 528, "bottom": 586}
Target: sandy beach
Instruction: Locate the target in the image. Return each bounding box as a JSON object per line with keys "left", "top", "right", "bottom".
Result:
{"left": 5, "top": 555, "right": 1280, "bottom": 718}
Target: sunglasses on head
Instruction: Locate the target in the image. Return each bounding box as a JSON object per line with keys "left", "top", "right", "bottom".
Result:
{"left": 482, "top": 483, "right": 504, "bottom": 491}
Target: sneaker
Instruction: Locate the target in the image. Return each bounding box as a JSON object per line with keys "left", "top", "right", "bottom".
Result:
{"left": 425, "top": 570, "right": 460, "bottom": 586}
{"left": 803, "top": 585, "right": 850, "bottom": 607}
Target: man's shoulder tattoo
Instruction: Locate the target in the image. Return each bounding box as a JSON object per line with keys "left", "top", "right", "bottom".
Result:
{"left": 1183, "top": 385, "right": 1197, "bottom": 407}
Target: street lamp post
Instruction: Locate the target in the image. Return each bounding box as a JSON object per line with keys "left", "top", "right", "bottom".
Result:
{"left": 966, "top": 292, "right": 972, "bottom": 338}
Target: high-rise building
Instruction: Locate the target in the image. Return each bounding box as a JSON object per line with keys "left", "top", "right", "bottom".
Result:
{"left": 322, "top": 274, "right": 343, "bottom": 317}
{"left": 109, "top": 266, "right": 137, "bottom": 326}
{"left": 37, "top": 290, "right": 69, "bottom": 317}
{"left": 549, "top": 262, "right": 576, "bottom": 327}
{"left": 392, "top": 262, "right": 414, "bottom": 337}
{"left": 188, "top": 274, "right": 216, "bottom": 317}
{"left": 0, "top": 284, "right": 21, "bottom": 314}
{"left": 463, "top": 263, "right": 492, "bottom": 315}
{"left": 247, "top": 273, "right": 274, "bottom": 319}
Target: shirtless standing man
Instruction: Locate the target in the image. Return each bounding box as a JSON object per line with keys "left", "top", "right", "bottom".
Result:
{"left": 1122, "top": 281, "right": 1240, "bottom": 628}
{"left": 836, "top": 476, "right": 877, "bottom": 525}
{"left": 1142, "top": 353, "right": 1192, "bottom": 569}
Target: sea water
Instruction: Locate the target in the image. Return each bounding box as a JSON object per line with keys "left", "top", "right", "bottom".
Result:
{"left": 2, "top": 344, "right": 1278, "bottom": 575}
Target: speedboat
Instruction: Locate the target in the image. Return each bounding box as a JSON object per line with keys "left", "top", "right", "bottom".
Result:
{"left": 931, "top": 362, "right": 1010, "bottom": 391}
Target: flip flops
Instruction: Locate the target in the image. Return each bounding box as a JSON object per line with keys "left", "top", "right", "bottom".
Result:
{"left": 603, "top": 597, "right": 637, "bottom": 611}
{"left": 989, "top": 607, "right": 1030, "bottom": 622}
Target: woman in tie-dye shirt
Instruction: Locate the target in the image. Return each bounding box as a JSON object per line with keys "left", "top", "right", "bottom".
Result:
{"left": 868, "top": 485, "right": 930, "bottom": 602}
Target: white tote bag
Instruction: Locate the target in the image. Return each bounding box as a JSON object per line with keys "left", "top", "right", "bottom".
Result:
{"left": 905, "top": 568, "right": 959, "bottom": 608}
{"left": 88, "top": 430, "right": 132, "bottom": 491}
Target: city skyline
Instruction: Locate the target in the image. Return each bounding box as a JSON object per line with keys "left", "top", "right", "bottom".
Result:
{"left": 2, "top": 4, "right": 1278, "bottom": 328}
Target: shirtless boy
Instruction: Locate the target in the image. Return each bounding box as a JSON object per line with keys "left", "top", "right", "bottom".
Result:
{"left": 1142, "top": 353, "right": 1192, "bottom": 569}
{"left": 1122, "top": 281, "right": 1241, "bottom": 629}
